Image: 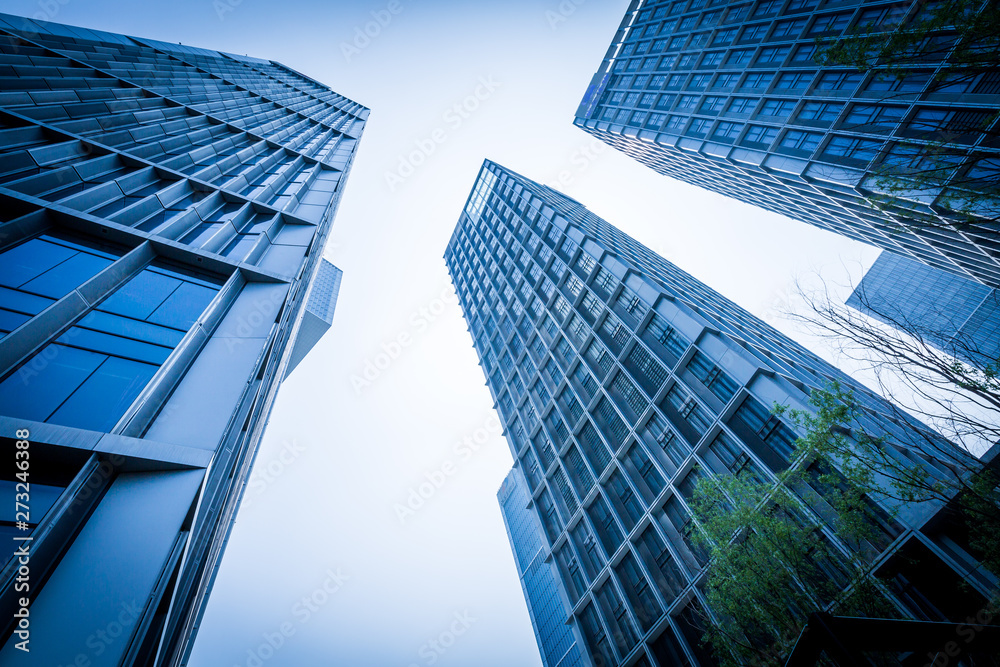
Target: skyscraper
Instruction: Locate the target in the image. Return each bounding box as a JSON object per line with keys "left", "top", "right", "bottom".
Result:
{"left": 0, "top": 13, "right": 365, "bottom": 666}
{"left": 498, "top": 467, "right": 585, "bottom": 667}
{"left": 848, "top": 251, "right": 1000, "bottom": 368}
{"left": 574, "top": 0, "right": 1000, "bottom": 288}
{"left": 445, "top": 160, "right": 994, "bottom": 666}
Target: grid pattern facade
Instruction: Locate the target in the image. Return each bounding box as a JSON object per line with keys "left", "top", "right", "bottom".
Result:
{"left": 446, "top": 160, "right": 994, "bottom": 667}
{"left": 848, "top": 250, "right": 1000, "bottom": 368}
{"left": 574, "top": 0, "right": 1000, "bottom": 288}
{"left": 499, "top": 468, "right": 585, "bottom": 667}
{"left": 0, "top": 13, "right": 365, "bottom": 667}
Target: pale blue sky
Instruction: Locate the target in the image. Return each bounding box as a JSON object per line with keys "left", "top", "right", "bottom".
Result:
{"left": 0, "top": 1, "right": 878, "bottom": 665}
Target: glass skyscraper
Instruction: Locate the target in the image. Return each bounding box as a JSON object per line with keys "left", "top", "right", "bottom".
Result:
{"left": 848, "top": 251, "right": 1000, "bottom": 368}
{"left": 445, "top": 160, "right": 995, "bottom": 667}
{"left": 498, "top": 467, "right": 585, "bottom": 667}
{"left": 574, "top": 0, "right": 1000, "bottom": 288}
{"left": 0, "top": 13, "right": 364, "bottom": 666}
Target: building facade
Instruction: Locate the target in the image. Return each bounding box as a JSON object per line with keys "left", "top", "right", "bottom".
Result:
{"left": 574, "top": 0, "right": 1000, "bottom": 288}
{"left": 445, "top": 160, "right": 995, "bottom": 667}
{"left": 0, "top": 13, "right": 365, "bottom": 667}
{"left": 498, "top": 467, "right": 586, "bottom": 667}
{"left": 848, "top": 251, "right": 1000, "bottom": 368}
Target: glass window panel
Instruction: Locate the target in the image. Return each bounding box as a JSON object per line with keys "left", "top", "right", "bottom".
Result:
{"left": 56, "top": 327, "right": 172, "bottom": 365}
{"left": 0, "top": 344, "right": 105, "bottom": 422}
{"left": 49, "top": 356, "right": 158, "bottom": 431}
{"left": 20, "top": 252, "right": 114, "bottom": 299}
{"left": 0, "top": 238, "right": 76, "bottom": 288}
{"left": 148, "top": 282, "right": 219, "bottom": 330}
{"left": 99, "top": 270, "right": 181, "bottom": 321}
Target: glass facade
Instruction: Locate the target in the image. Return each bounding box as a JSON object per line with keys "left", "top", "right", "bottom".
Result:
{"left": 0, "top": 12, "right": 364, "bottom": 667}
{"left": 574, "top": 0, "right": 1000, "bottom": 289}
{"left": 498, "top": 468, "right": 585, "bottom": 667}
{"left": 848, "top": 250, "right": 1000, "bottom": 368}
{"left": 446, "top": 160, "right": 994, "bottom": 667}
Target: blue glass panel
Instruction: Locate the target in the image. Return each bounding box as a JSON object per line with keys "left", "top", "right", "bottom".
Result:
{"left": 49, "top": 356, "right": 157, "bottom": 431}
{"left": 0, "top": 286, "right": 55, "bottom": 316}
{"left": 77, "top": 311, "right": 185, "bottom": 347}
{"left": 0, "top": 238, "right": 75, "bottom": 288}
{"left": 0, "top": 309, "right": 30, "bottom": 334}
{"left": 148, "top": 282, "right": 218, "bottom": 330}
{"left": 99, "top": 269, "right": 180, "bottom": 320}
{"left": 0, "top": 481, "right": 62, "bottom": 523}
{"left": 20, "top": 252, "right": 114, "bottom": 298}
{"left": 57, "top": 327, "right": 172, "bottom": 365}
{"left": 0, "top": 344, "right": 105, "bottom": 422}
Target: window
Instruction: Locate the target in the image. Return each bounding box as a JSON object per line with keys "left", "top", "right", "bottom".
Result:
{"left": 739, "top": 23, "right": 768, "bottom": 42}
{"left": 809, "top": 12, "right": 851, "bottom": 35}
{"left": 756, "top": 46, "right": 789, "bottom": 65}
{"left": 865, "top": 71, "right": 931, "bottom": 94}
{"left": 726, "top": 97, "right": 756, "bottom": 115}
{"left": 820, "top": 135, "right": 883, "bottom": 163}
{"left": 623, "top": 344, "right": 667, "bottom": 395}
{"left": 741, "top": 72, "right": 773, "bottom": 89}
{"left": 797, "top": 101, "right": 843, "bottom": 123}
{"left": 775, "top": 71, "right": 815, "bottom": 90}
{"left": 700, "top": 50, "right": 725, "bottom": 67}
{"left": 712, "top": 73, "right": 739, "bottom": 89}
{"left": 686, "top": 118, "right": 712, "bottom": 137}
{"left": 0, "top": 258, "right": 222, "bottom": 432}
{"left": 779, "top": 129, "right": 822, "bottom": 153}
{"left": 644, "top": 313, "right": 689, "bottom": 361}
{"left": 712, "top": 121, "right": 743, "bottom": 141}
{"left": 0, "top": 234, "right": 117, "bottom": 338}
{"left": 612, "top": 371, "right": 647, "bottom": 419}
{"left": 759, "top": 99, "right": 795, "bottom": 118}
{"left": 843, "top": 104, "right": 905, "bottom": 129}
{"left": 662, "top": 384, "right": 713, "bottom": 438}
{"left": 726, "top": 48, "right": 754, "bottom": 65}
{"left": 816, "top": 71, "right": 862, "bottom": 91}
{"left": 740, "top": 124, "right": 779, "bottom": 147}
{"left": 731, "top": 395, "right": 798, "bottom": 464}
{"left": 771, "top": 18, "right": 806, "bottom": 39}
{"left": 676, "top": 95, "right": 699, "bottom": 111}
{"left": 687, "top": 350, "right": 739, "bottom": 403}
{"left": 791, "top": 44, "right": 817, "bottom": 63}
{"left": 699, "top": 96, "right": 725, "bottom": 113}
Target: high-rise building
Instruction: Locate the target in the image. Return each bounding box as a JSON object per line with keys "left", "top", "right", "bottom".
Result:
{"left": 574, "top": 0, "right": 1000, "bottom": 288}
{"left": 848, "top": 251, "right": 1000, "bottom": 368}
{"left": 0, "top": 13, "right": 365, "bottom": 666}
{"left": 445, "top": 160, "right": 994, "bottom": 667}
{"left": 498, "top": 467, "right": 585, "bottom": 667}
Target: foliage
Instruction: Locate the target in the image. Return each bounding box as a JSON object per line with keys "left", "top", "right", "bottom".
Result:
{"left": 690, "top": 381, "right": 1000, "bottom": 665}
{"left": 817, "top": 0, "right": 1000, "bottom": 232}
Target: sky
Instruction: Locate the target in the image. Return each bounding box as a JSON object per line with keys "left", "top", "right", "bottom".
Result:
{"left": 0, "top": 0, "right": 881, "bottom": 665}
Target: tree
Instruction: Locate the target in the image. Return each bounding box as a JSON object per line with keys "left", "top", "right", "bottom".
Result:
{"left": 816, "top": 0, "right": 1000, "bottom": 234}
{"left": 686, "top": 277, "right": 1000, "bottom": 665}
